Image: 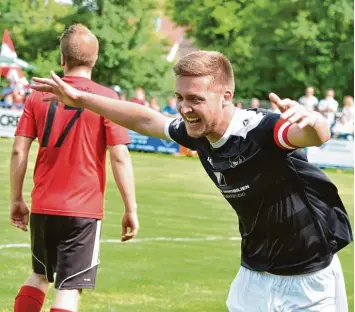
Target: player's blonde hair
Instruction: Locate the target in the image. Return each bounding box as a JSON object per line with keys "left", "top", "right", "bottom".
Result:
{"left": 60, "top": 24, "right": 99, "bottom": 70}
{"left": 173, "top": 51, "right": 235, "bottom": 92}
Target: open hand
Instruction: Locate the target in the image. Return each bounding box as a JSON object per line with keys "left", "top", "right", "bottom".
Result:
{"left": 31, "top": 71, "right": 82, "bottom": 108}
{"left": 269, "top": 93, "right": 317, "bottom": 129}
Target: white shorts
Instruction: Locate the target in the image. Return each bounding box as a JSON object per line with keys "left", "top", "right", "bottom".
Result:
{"left": 226, "top": 254, "right": 348, "bottom": 312}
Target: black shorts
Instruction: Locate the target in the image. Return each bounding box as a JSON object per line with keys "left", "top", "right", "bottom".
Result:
{"left": 30, "top": 213, "right": 102, "bottom": 290}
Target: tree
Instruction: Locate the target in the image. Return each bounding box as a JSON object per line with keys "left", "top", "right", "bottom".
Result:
{"left": 169, "top": 0, "right": 354, "bottom": 102}
{"left": 0, "top": 0, "right": 175, "bottom": 96}
{"left": 0, "top": 0, "right": 74, "bottom": 77}
{"left": 61, "top": 0, "right": 175, "bottom": 95}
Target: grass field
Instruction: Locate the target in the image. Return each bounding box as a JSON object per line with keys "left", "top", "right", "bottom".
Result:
{"left": 0, "top": 138, "right": 353, "bottom": 311}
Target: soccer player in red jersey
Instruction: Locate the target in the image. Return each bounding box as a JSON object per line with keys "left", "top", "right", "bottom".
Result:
{"left": 10, "top": 24, "right": 139, "bottom": 312}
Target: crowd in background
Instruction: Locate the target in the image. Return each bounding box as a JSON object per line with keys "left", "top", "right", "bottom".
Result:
{"left": 235, "top": 87, "right": 354, "bottom": 140}
{"left": 0, "top": 82, "right": 30, "bottom": 111}
{"left": 111, "top": 85, "right": 180, "bottom": 118}
{"left": 1, "top": 82, "right": 354, "bottom": 140}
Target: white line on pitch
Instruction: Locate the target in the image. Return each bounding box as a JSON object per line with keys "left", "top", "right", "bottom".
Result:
{"left": 0, "top": 236, "right": 241, "bottom": 250}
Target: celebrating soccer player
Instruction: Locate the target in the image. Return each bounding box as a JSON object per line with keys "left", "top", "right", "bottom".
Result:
{"left": 32, "top": 50, "right": 352, "bottom": 312}
{"left": 11, "top": 24, "right": 139, "bottom": 312}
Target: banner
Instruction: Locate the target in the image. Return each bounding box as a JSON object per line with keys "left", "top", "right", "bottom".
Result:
{"left": 306, "top": 139, "right": 354, "bottom": 169}
{"left": 127, "top": 130, "right": 180, "bottom": 154}
{"left": 0, "top": 108, "right": 21, "bottom": 137}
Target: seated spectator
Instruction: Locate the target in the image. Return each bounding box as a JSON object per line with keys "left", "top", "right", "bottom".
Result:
{"left": 149, "top": 96, "right": 160, "bottom": 112}
{"left": 162, "top": 97, "right": 179, "bottom": 118}
{"left": 250, "top": 98, "right": 260, "bottom": 109}
{"left": 318, "top": 88, "right": 339, "bottom": 127}
{"left": 130, "top": 87, "right": 148, "bottom": 106}
{"left": 299, "top": 86, "right": 318, "bottom": 112}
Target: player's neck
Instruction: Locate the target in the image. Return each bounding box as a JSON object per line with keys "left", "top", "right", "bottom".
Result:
{"left": 64, "top": 67, "right": 92, "bottom": 79}
{"left": 206, "top": 105, "right": 236, "bottom": 143}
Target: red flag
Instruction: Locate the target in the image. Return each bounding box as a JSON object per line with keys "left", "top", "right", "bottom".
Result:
{"left": 0, "top": 29, "right": 28, "bottom": 84}
{"left": 1, "top": 29, "right": 17, "bottom": 58}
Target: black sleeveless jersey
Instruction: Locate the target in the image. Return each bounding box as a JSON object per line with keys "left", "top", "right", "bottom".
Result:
{"left": 165, "top": 108, "right": 353, "bottom": 275}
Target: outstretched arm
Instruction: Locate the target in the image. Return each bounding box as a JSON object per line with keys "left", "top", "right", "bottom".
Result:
{"left": 32, "top": 72, "right": 173, "bottom": 140}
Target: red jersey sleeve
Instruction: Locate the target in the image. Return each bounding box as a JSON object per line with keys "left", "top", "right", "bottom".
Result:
{"left": 103, "top": 91, "right": 131, "bottom": 146}
{"left": 105, "top": 118, "right": 131, "bottom": 146}
{"left": 15, "top": 93, "right": 37, "bottom": 139}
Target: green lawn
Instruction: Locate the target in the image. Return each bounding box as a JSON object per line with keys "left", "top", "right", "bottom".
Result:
{"left": 0, "top": 138, "right": 353, "bottom": 311}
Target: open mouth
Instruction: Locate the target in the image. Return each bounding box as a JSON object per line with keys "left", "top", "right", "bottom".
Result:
{"left": 185, "top": 117, "right": 201, "bottom": 125}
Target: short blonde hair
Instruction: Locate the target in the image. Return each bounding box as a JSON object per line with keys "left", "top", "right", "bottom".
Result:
{"left": 173, "top": 51, "right": 235, "bottom": 92}
{"left": 60, "top": 24, "right": 99, "bottom": 70}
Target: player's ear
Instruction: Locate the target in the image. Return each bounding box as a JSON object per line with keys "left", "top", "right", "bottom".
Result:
{"left": 223, "top": 90, "right": 233, "bottom": 106}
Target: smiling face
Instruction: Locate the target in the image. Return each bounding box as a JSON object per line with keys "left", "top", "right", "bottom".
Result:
{"left": 175, "top": 75, "right": 231, "bottom": 139}
{"left": 172, "top": 50, "right": 235, "bottom": 141}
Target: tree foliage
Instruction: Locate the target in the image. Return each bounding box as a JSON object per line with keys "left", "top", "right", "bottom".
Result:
{"left": 0, "top": 0, "right": 73, "bottom": 77}
{"left": 65, "top": 0, "right": 174, "bottom": 93}
{"left": 169, "top": 0, "right": 354, "bottom": 101}
{"left": 0, "top": 0, "right": 175, "bottom": 94}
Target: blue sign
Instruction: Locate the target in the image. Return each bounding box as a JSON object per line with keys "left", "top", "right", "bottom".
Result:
{"left": 127, "top": 130, "right": 180, "bottom": 154}
{"left": 306, "top": 139, "right": 354, "bottom": 169}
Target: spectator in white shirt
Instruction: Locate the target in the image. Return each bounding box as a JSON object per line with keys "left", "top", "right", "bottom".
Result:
{"left": 250, "top": 98, "right": 260, "bottom": 109}
{"left": 317, "top": 88, "right": 339, "bottom": 127}
{"left": 341, "top": 96, "right": 354, "bottom": 125}
{"left": 333, "top": 95, "right": 355, "bottom": 139}
{"left": 298, "top": 86, "right": 318, "bottom": 112}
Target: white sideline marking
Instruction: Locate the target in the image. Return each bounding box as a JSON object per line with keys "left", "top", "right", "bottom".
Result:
{"left": 0, "top": 236, "right": 241, "bottom": 250}
{"left": 0, "top": 243, "right": 31, "bottom": 250}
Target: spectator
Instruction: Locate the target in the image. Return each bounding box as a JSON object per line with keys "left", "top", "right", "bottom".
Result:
{"left": 318, "top": 89, "right": 339, "bottom": 127}
{"left": 332, "top": 96, "right": 354, "bottom": 140}
{"left": 250, "top": 98, "right": 260, "bottom": 109}
{"left": 162, "top": 97, "right": 179, "bottom": 117}
{"left": 149, "top": 96, "right": 160, "bottom": 112}
{"left": 332, "top": 117, "right": 354, "bottom": 140}
{"left": 1, "top": 84, "right": 14, "bottom": 108}
{"left": 342, "top": 96, "right": 354, "bottom": 125}
{"left": 3, "top": 93, "right": 14, "bottom": 109}
{"left": 234, "top": 101, "right": 243, "bottom": 109}
{"left": 130, "top": 87, "right": 147, "bottom": 106}
{"left": 298, "top": 86, "right": 318, "bottom": 112}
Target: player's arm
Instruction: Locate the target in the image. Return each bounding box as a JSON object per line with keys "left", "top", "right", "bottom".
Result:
{"left": 10, "top": 93, "right": 37, "bottom": 232}
{"left": 270, "top": 93, "right": 330, "bottom": 148}
{"left": 108, "top": 145, "right": 139, "bottom": 242}
{"left": 10, "top": 136, "right": 33, "bottom": 231}
{"left": 31, "top": 72, "right": 174, "bottom": 140}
